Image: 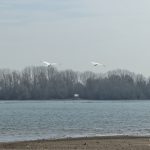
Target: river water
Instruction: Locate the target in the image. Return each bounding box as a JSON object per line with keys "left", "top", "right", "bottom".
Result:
{"left": 0, "top": 100, "right": 150, "bottom": 142}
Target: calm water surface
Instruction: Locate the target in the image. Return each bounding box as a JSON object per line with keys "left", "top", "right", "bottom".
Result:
{"left": 0, "top": 100, "right": 150, "bottom": 142}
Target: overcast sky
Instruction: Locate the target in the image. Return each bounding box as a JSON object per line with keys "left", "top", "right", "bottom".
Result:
{"left": 1, "top": 0, "right": 150, "bottom": 76}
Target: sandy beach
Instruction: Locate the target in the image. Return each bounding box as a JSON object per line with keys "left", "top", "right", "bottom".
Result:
{"left": 0, "top": 136, "right": 150, "bottom": 150}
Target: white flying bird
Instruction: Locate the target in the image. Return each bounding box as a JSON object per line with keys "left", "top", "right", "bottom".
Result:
{"left": 42, "top": 61, "right": 57, "bottom": 67}
{"left": 91, "top": 61, "right": 105, "bottom": 67}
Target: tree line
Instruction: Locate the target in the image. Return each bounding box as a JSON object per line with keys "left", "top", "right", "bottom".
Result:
{"left": 0, "top": 66, "right": 150, "bottom": 100}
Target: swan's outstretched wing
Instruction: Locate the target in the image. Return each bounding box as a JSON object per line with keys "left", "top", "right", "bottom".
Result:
{"left": 43, "top": 61, "right": 51, "bottom": 66}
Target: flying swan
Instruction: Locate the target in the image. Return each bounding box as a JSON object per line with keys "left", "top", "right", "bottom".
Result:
{"left": 42, "top": 61, "right": 57, "bottom": 67}
{"left": 91, "top": 61, "right": 105, "bottom": 67}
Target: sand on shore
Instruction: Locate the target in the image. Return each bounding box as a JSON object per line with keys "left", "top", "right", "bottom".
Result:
{"left": 0, "top": 136, "right": 150, "bottom": 150}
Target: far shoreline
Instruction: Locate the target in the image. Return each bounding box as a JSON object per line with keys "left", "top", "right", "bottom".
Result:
{"left": 1, "top": 99, "right": 150, "bottom": 101}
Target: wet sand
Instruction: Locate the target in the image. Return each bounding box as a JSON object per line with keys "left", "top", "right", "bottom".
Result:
{"left": 0, "top": 136, "right": 150, "bottom": 150}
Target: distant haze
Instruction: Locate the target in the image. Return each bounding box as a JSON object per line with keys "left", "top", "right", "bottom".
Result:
{"left": 1, "top": 0, "right": 150, "bottom": 76}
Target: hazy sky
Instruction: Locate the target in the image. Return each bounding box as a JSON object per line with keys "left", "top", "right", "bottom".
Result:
{"left": 1, "top": 0, "right": 150, "bottom": 76}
